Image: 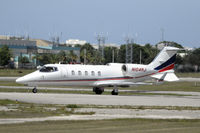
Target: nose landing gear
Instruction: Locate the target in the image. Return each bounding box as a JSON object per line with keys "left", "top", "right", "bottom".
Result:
{"left": 32, "top": 87, "right": 37, "bottom": 93}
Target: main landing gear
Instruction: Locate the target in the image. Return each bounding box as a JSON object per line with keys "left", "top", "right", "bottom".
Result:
{"left": 32, "top": 87, "right": 37, "bottom": 93}
{"left": 111, "top": 86, "right": 118, "bottom": 95}
{"left": 93, "top": 86, "right": 119, "bottom": 95}
{"left": 93, "top": 87, "right": 104, "bottom": 95}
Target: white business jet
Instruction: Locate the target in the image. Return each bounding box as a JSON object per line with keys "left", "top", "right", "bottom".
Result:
{"left": 16, "top": 46, "right": 179, "bottom": 95}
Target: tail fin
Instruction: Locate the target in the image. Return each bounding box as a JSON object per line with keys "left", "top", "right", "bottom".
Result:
{"left": 148, "top": 47, "right": 179, "bottom": 72}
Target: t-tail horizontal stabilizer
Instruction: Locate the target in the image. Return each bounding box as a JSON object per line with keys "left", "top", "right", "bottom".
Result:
{"left": 151, "top": 70, "right": 179, "bottom": 82}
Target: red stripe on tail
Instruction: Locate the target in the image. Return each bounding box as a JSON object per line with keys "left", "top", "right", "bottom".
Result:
{"left": 158, "top": 64, "right": 174, "bottom": 72}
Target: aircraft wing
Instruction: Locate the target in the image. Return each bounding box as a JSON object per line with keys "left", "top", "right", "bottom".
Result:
{"left": 94, "top": 81, "right": 153, "bottom": 87}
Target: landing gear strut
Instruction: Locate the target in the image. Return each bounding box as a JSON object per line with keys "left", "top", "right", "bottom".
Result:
{"left": 32, "top": 87, "right": 37, "bottom": 93}
{"left": 111, "top": 86, "right": 118, "bottom": 95}
{"left": 93, "top": 87, "right": 104, "bottom": 95}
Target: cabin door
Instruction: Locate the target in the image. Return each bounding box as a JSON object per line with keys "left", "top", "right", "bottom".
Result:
{"left": 60, "top": 67, "right": 68, "bottom": 78}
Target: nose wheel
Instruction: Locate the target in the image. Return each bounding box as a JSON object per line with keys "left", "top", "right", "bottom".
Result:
{"left": 32, "top": 87, "right": 37, "bottom": 93}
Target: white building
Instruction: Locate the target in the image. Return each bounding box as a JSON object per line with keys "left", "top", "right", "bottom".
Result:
{"left": 157, "top": 43, "right": 166, "bottom": 50}
{"left": 66, "top": 39, "right": 87, "bottom": 46}
{"left": 183, "top": 46, "right": 194, "bottom": 51}
{"left": 91, "top": 43, "right": 120, "bottom": 49}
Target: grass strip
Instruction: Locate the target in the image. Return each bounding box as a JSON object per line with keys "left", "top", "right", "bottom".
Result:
{"left": 0, "top": 99, "right": 95, "bottom": 118}
{"left": 0, "top": 118, "right": 200, "bottom": 133}
{"left": 0, "top": 69, "right": 35, "bottom": 77}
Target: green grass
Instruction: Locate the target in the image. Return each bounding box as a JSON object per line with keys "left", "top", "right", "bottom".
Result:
{"left": 0, "top": 69, "right": 35, "bottom": 77}
{"left": 77, "top": 104, "right": 200, "bottom": 111}
{"left": 0, "top": 99, "right": 94, "bottom": 118}
{"left": 126, "top": 81, "right": 200, "bottom": 92}
{"left": 176, "top": 72, "right": 200, "bottom": 78}
{"left": 0, "top": 99, "right": 22, "bottom": 105}
{"left": 0, "top": 119, "right": 200, "bottom": 133}
{"left": 0, "top": 81, "right": 24, "bottom": 86}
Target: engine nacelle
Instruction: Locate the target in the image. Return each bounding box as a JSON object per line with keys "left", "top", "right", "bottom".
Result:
{"left": 121, "top": 64, "right": 147, "bottom": 76}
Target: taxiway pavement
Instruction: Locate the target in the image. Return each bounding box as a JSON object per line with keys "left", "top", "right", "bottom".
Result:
{"left": 0, "top": 92, "right": 200, "bottom": 107}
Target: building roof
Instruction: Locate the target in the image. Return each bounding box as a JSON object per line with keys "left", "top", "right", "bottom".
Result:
{"left": 0, "top": 45, "right": 28, "bottom": 49}
{"left": 0, "top": 35, "right": 9, "bottom": 40}
{"left": 52, "top": 45, "right": 80, "bottom": 50}
{"left": 32, "top": 39, "right": 52, "bottom": 47}
{"left": 66, "top": 39, "right": 87, "bottom": 45}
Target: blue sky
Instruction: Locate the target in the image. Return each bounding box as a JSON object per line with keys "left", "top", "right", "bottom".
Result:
{"left": 0, "top": 0, "right": 200, "bottom": 47}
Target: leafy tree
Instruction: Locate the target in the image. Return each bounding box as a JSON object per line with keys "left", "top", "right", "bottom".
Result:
{"left": 116, "top": 43, "right": 157, "bottom": 64}
{"left": 79, "top": 43, "right": 96, "bottom": 64}
{"left": 117, "top": 45, "right": 126, "bottom": 63}
{"left": 143, "top": 44, "right": 157, "bottom": 64}
{"left": 40, "top": 54, "right": 52, "bottom": 65}
{"left": 90, "top": 52, "right": 102, "bottom": 65}
{"left": 187, "top": 48, "right": 200, "bottom": 66}
{"left": 34, "top": 53, "right": 56, "bottom": 65}
{"left": 175, "top": 54, "right": 184, "bottom": 64}
{"left": 104, "top": 46, "right": 118, "bottom": 64}
{"left": 56, "top": 50, "right": 67, "bottom": 63}
{"left": 18, "top": 56, "right": 29, "bottom": 63}
{"left": 0, "top": 45, "right": 12, "bottom": 66}
{"left": 67, "top": 50, "right": 77, "bottom": 63}
{"left": 18, "top": 56, "right": 30, "bottom": 68}
{"left": 157, "top": 41, "right": 183, "bottom": 48}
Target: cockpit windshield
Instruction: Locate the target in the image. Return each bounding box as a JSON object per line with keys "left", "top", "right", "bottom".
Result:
{"left": 39, "top": 66, "right": 58, "bottom": 72}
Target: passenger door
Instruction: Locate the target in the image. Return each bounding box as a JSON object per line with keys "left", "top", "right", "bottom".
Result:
{"left": 60, "top": 66, "right": 68, "bottom": 79}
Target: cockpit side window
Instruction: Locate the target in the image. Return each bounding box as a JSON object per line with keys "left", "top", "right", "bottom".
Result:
{"left": 39, "top": 66, "right": 58, "bottom": 72}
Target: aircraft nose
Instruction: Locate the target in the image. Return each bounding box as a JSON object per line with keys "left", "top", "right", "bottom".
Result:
{"left": 16, "top": 77, "right": 25, "bottom": 84}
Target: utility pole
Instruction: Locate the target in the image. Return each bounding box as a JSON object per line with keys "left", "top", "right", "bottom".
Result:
{"left": 84, "top": 49, "right": 86, "bottom": 64}
{"left": 125, "top": 35, "right": 133, "bottom": 63}
{"left": 96, "top": 33, "right": 107, "bottom": 59}
{"left": 96, "top": 34, "right": 101, "bottom": 52}
{"left": 125, "top": 37, "right": 129, "bottom": 63}
{"left": 130, "top": 39, "right": 133, "bottom": 63}
{"left": 140, "top": 49, "right": 142, "bottom": 64}
{"left": 101, "top": 36, "right": 105, "bottom": 59}
{"left": 112, "top": 49, "right": 115, "bottom": 63}
{"left": 161, "top": 28, "right": 164, "bottom": 42}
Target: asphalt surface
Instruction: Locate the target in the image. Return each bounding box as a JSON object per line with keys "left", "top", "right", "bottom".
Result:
{"left": 0, "top": 91, "right": 200, "bottom": 124}
{"left": 0, "top": 85, "right": 93, "bottom": 91}
{"left": 0, "top": 77, "right": 18, "bottom": 81}
{"left": 0, "top": 92, "right": 200, "bottom": 107}
{"left": 0, "top": 76, "right": 200, "bottom": 124}
{"left": 179, "top": 77, "right": 200, "bottom": 82}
